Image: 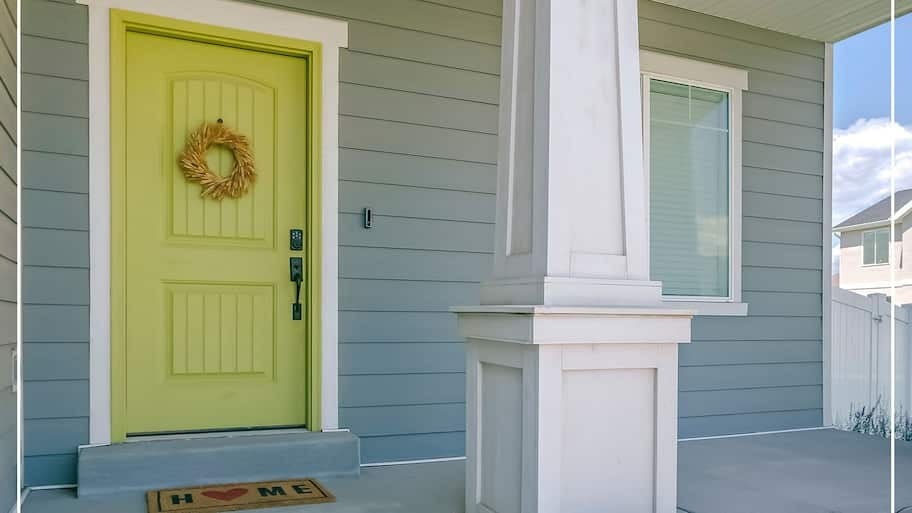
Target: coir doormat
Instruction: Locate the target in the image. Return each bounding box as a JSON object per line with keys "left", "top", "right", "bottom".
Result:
{"left": 146, "top": 479, "right": 335, "bottom": 513}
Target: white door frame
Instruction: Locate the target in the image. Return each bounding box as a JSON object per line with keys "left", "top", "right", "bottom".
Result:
{"left": 77, "top": 0, "right": 348, "bottom": 444}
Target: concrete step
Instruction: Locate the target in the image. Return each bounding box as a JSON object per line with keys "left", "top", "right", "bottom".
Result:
{"left": 77, "top": 431, "right": 360, "bottom": 496}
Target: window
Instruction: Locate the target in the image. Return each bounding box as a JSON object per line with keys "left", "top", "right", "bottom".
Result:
{"left": 863, "top": 227, "right": 889, "bottom": 265}
{"left": 647, "top": 79, "right": 729, "bottom": 297}
{"left": 641, "top": 51, "right": 748, "bottom": 314}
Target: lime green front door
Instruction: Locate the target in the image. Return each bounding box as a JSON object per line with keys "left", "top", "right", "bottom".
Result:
{"left": 121, "top": 28, "right": 311, "bottom": 435}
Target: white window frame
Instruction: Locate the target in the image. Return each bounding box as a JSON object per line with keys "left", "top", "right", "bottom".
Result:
{"left": 861, "top": 227, "right": 890, "bottom": 266}
{"left": 640, "top": 50, "right": 748, "bottom": 316}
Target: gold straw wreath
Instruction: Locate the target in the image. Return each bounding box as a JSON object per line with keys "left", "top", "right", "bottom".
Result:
{"left": 178, "top": 122, "right": 256, "bottom": 200}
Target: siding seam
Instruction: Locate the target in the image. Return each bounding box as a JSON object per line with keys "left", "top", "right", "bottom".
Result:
{"left": 341, "top": 113, "right": 496, "bottom": 136}
{"left": 340, "top": 80, "right": 499, "bottom": 106}
{"left": 254, "top": 2, "right": 502, "bottom": 48}
{"left": 416, "top": 0, "right": 501, "bottom": 18}
{"left": 338, "top": 146, "right": 494, "bottom": 166}
{"left": 344, "top": 49, "right": 500, "bottom": 77}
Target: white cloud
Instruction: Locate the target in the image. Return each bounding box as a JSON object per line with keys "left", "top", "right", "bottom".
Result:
{"left": 833, "top": 118, "right": 912, "bottom": 226}
{"left": 831, "top": 118, "right": 912, "bottom": 274}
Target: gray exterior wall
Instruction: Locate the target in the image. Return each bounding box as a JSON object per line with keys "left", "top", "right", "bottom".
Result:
{"left": 0, "top": 0, "right": 16, "bottom": 509}
{"left": 639, "top": 1, "right": 826, "bottom": 437}
{"left": 21, "top": 0, "right": 90, "bottom": 486}
{"left": 20, "top": 0, "right": 825, "bottom": 484}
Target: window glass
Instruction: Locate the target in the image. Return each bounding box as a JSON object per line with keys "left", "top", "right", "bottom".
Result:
{"left": 863, "top": 231, "right": 876, "bottom": 265}
{"left": 875, "top": 228, "right": 889, "bottom": 264}
{"left": 863, "top": 228, "right": 890, "bottom": 265}
{"left": 649, "top": 79, "right": 730, "bottom": 297}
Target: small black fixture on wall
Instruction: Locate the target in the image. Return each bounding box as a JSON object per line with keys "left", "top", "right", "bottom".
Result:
{"left": 363, "top": 207, "right": 373, "bottom": 229}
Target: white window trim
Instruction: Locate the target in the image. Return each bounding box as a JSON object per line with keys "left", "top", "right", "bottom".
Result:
{"left": 640, "top": 50, "right": 748, "bottom": 316}
{"left": 78, "top": 0, "right": 347, "bottom": 444}
{"left": 861, "top": 227, "right": 890, "bottom": 266}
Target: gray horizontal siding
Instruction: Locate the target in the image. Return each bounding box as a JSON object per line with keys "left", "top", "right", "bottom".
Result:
{"left": 679, "top": 410, "right": 824, "bottom": 439}
{"left": 340, "top": 213, "right": 494, "bottom": 253}
{"left": 340, "top": 343, "right": 465, "bottom": 375}
{"left": 21, "top": 0, "right": 827, "bottom": 485}
{"left": 0, "top": 215, "right": 13, "bottom": 260}
{"left": 636, "top": 1, "right": 823, "bottom": 58}
{"left": 743, "top": 167, "right": 822, "bottom": 200}
{"left": 679, "top": 340, "right": 822, "bottom": 366}
{"left": 341, "top": 312, "right": 459, "bottom": 343}
{"left": 340, "top": 403, "right": 464, "bottom": 437}
{"left": 21, "top": 0, "right": 90, "bottom": 486}
{"left": 22, "top": 305, "right": 88, "bottom": 342}
{"left": 0, "top": 0, "right": 14, "bottom": 508}
{"left": 341, "top": 247, "right": 492, "bottom": 282}
{"left": 339, "top": 181, "right": 495, "bottom": 223}
{"left": 341, "top": 279, "right": 480, "bottom": 311}
{"left": 346, "top": 21, "right": 499, "bottom": 74}
{"left": 340, "top": 83, "right": 498, "bottom": 134}
{"left": 360, "top": 431, "right": 464, "bottom": 463}
{"left": 249, "top": 0, "right": 501, "bottom": 464}
{"left": 341, "top": 149, "right": 496, "bottom": 194}
{"left": 23, "top": 343, "right": 88, "bottom": 381}
{"left": 641, "top": 0, "right": 825, "bottom": 438}
{"left": 24, "top": 418, "right": 87, "bottom": 457}
{"left": 340, "top": 52, "right": 499, "bottom": 104}
{"left": 340, "top": 116, "right": 497, "bottom": 163}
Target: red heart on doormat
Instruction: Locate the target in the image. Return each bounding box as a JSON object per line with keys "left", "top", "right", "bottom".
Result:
{"left": 202, "top": 488, "right": 248, "bottom": 501}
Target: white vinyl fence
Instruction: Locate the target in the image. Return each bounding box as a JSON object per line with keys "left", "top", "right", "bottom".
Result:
{"left": 831, "top": 287, "right": 912, "bottom": 426}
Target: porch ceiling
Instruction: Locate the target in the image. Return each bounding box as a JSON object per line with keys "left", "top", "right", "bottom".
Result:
{"left": 654, "top": 0, "right": 912, "bottom": 42}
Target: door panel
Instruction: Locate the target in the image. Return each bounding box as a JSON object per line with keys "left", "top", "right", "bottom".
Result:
{"left": 123, "top": 31, "right": 309, "bottom": 434}
{"left": 168, "top": 75, "right": 275, "bottom": 245}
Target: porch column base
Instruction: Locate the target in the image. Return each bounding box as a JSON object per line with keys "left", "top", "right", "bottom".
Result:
{"left": 454, "top": 306, "right": 692, "bottom": 513}
{"left": 479, "top": 277, "right": 665, "bottom": 307}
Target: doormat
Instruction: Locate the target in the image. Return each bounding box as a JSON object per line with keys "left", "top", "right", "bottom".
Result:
{"left": 146, "top": 479, "right": 335, "bottom": 513}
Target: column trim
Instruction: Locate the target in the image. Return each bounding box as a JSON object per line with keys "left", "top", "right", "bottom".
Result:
{"left": 823, "top": 42, "right": 834, "bottom": 425}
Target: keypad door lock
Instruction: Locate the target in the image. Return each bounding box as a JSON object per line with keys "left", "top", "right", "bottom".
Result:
{"left": 290, "top": 229, "right": 303, "bottom": 250}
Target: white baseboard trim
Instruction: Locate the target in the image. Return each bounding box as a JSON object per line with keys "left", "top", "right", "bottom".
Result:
{"left": 77, "top": 443, "right": 110, "bottom": 450}
{"left": 8, "top": 488, "right": 26, "bottom": 513}
{"left": 23, "top": 485, "right": 77, "bottom": 491}
{"left": 361, "top": 456, "right": 466, "bottom": 468}
{"left": 11, "top": 485, "right": 79, "bottom": 513}
{"left": 678, "top": 426, "right": 834, "bottom": 442}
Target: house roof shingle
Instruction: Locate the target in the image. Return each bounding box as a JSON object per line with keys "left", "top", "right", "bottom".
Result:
{"left": 833, "top": 188, "right": 912, "bottom": 231}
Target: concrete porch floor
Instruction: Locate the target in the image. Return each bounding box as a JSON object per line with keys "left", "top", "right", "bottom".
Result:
{"left": 22, "top": 429, "right": 911, "bottom": 513}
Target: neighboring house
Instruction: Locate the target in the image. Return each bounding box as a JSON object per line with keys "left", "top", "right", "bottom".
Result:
{"left": 17, "top": 0, "right": 900, "bottom": 509}
{"left": 834, "top": 189, "right": 912, "bottom": 303}
{"left": 0, "top": 0, "right": 15, "bottom": 511}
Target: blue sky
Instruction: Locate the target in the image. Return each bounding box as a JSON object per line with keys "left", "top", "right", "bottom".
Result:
{"left": 835, "top": 14, "right": 911, "bottom": 129}
{"left": 832, "top": 13, "right": 912, "bottom": 238}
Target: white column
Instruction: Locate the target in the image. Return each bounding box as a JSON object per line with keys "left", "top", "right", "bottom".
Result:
{"left": 482, "top": 0, "right": 657, "bottom": 307}
{"left": 455, "top": 1, "right": 692, "bottom": 512}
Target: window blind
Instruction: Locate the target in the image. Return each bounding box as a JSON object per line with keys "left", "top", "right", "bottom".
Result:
{"left": 649, "top": 79, "right": 730, "bottom": 297}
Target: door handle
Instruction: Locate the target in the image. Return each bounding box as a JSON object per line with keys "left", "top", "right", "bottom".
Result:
{"left": 290, "top": 257, "right": 303, "bottom": 320}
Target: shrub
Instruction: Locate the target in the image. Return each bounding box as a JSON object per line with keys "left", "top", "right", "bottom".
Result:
{"left": 844, "top": 397, "right": 912, "bottom": 441}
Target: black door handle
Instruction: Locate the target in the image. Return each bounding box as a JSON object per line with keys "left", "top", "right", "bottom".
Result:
{"left": 290, "top": 257, "right": 303, "bottom": 320}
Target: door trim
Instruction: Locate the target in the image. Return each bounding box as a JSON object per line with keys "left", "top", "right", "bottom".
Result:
{"left": 79, "top": 0, "right": 348, "bottom": 444}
